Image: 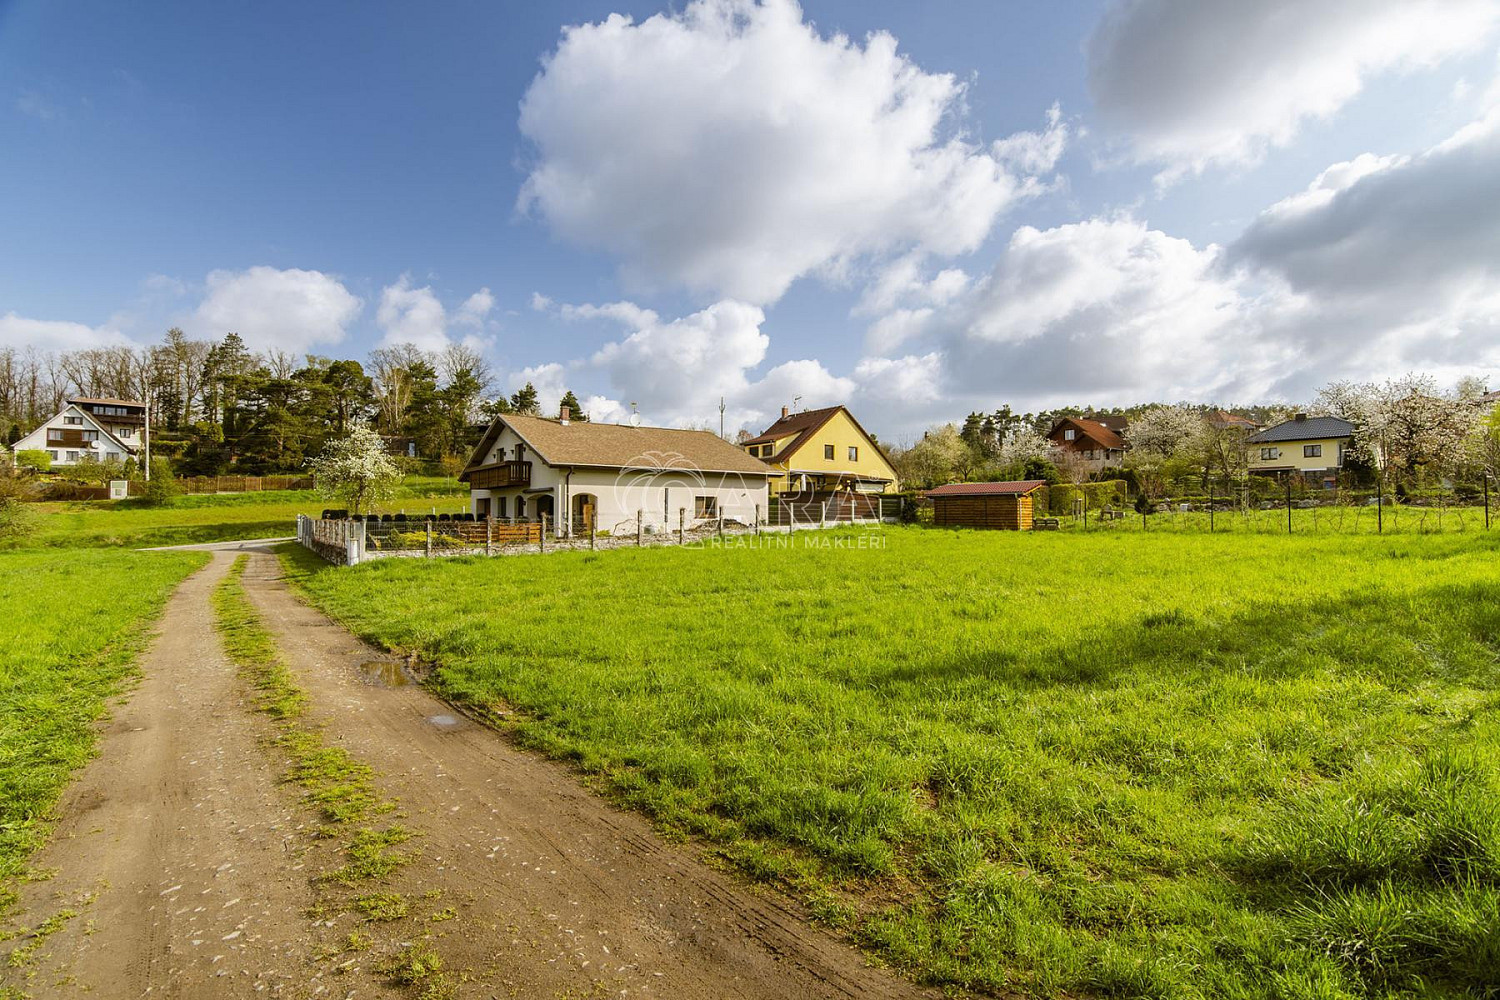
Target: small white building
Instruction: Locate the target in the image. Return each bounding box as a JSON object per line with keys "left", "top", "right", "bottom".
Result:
{"left": 459, "top": 408, "right": 773, "bottom": 536}
{"left": 11, "top": 396, "right": 145, "bottom": 467}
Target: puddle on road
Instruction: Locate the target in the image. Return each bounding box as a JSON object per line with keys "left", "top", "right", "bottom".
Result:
{"left": 428, "top": 714, "right": 459, "bottom": 728}
{"left": 358, "top": 660, "right": 411, "bottom": 688}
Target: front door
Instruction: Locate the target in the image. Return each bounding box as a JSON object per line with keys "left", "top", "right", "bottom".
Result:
{"left": 476, "top": 497, "right": 490, "bottom": 518}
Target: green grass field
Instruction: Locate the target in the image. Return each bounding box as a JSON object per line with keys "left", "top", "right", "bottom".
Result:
{"left": 0, "top": 548, "right": 207, "bottom": 909}
{"left": 8, "top": 478, "right": 468, "bottom": 550}
{"left": 282, "top": 527, "right": 1500, "bottom": 999}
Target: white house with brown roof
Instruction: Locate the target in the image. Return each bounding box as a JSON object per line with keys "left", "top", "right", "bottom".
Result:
{"left": 11, "top": 396, "right": 145, "bottom": 467}
{"left": 459, "top": 407, "right": 773, "bottom": 536}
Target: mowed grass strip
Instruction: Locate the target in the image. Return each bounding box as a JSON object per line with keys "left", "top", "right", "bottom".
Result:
{"left": 0, "top": 548, "right": 206, "bottom": 911}
{"left": 283, "top": 528, "right": 1500, "bottom": 999}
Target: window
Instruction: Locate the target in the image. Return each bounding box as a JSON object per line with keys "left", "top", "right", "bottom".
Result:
{"left": 495, "top": 496, "right": 507, "bottom": 518}
{"left": 66, "top": 451, "right": 79, "bottom": 462}
{"left": 63, "top": 415, "right": 83, "bottom": 426}
{"left": 1064, "top": 428, "right": 1076, "bottom": 441}
{"left": 81, "top": 430, "right": 98, "bottom": 443}
{"left": 848, "top": 445, "right": 858, "bottom": 461}
{"left": 514, "top": 443, "right": 526, "bottom": 461}
{"left": 47, "top": 450, "right": 58, "bottom": 461}
{"left": 47, "top": 430, "right": 65, "bottom": 443}
{"left": 117, "top": 426, "right": 133, "bottom": 437}
{"left": 1303, "top": 444, "right": 1322, "bottom": 458}
{"left": 823, "top": 444, "right": 835, "bottom": 460}
{"left": 1261, "top": 447, "right": 1280, "bottom": 460}
{"left": 695, "top": 495, "right": 717, "bottom": 518}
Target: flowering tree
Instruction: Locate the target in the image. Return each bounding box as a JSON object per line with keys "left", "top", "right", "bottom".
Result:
{"left": 1317, "top": 375, "right": 1480, "bottom": 485}
{"left": 1124, "top": 405, "right": 1202, "bottom": 499}
{"left": 310, "top": 421, "right": 401, "bottom": 514}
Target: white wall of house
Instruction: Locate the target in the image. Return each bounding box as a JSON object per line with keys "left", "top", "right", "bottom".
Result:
{"left": 11, "top": 405, "right": 137, "bottom": 467}
{"left": 469, "top": 425, "right": 770, "bottom": 535}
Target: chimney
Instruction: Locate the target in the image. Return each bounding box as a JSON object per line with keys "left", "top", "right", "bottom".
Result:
{"left": 559, "top": 405, "right": 571, "bottom": 425}
{"left": 1294, "top": 412, "right": 1307, "bottom": 422}
{"left": 781, "top": 405, "right": 789, "bottom": 419}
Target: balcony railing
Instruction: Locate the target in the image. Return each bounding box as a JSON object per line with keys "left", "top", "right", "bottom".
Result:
{"left": 467, "top": 460, "right": 532, "bottom": 490}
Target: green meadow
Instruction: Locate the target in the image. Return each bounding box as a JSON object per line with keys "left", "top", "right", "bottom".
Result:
{"left": 282, "top": 527, "right": 1500, "bottom": 999}
{"left": 0, "top": 548, "right": 207, "bottom": 908}
{"left": 7, "top": 478, "right": 468, "bottom": 550}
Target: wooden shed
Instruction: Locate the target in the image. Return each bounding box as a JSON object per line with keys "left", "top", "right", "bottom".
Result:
{"left": 925, "top": 480, "right": 1048, "bottom": 530}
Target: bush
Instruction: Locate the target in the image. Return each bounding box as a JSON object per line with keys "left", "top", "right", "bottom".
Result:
{"left": 15, "top": 449, "right": 50, "bottom": 473}
{"left": 141, "top": 458, "right": 181, "bottom": 507}
{"left": 1048, "top": 480, "right": 1127, "bottom": 514}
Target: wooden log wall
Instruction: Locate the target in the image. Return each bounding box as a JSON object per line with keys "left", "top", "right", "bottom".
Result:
{"left": 931, "top": 494, "right": 1034, "bottom": 530}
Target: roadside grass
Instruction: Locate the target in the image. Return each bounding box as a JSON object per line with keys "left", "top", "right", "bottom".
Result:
{"left": 0, "top": 548, "right": 206, "bottom": 916}
{"left": 9, "top": 481, "right": 467, "bottom": 551}
{"left": 281, "top": 527, "right": 1500, "bottom": 999}
{"left": 211, "top": 555, "right": 453, "bottom": 996}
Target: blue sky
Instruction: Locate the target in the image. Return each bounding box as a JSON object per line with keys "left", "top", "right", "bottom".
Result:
{"left": 4, "top": 0, "right": 1499, "bottom": 438}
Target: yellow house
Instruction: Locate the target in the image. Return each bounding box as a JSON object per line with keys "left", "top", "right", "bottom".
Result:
{"left": 1246, "top": 414, "right": 1357, "bottom": 486}
{"left": 743, "top": 405, "right": 899, "bottom": 496}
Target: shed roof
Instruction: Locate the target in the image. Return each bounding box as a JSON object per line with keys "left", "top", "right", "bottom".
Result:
{"left": 1246, "top": 416, "right": 1355, "bottom": 443}
{"left": 462, "top": 412, "right": 774, "bottom": 480}
{"left": 925, "top": 480, "right": 1048, "bottom": 498}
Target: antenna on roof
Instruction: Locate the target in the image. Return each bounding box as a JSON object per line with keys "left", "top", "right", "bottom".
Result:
{"left": 718, "top": 396, "right": 725, "bottom": 439}
{"left": 792, "top": 395, "right": 802, "bottom": 413}
{"left": 629, "top": 401, "right": 641, "bottom": 427}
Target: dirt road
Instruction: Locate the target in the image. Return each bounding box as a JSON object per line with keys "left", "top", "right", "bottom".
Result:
{"left": 4, "top": 542, "right": 929, "bottom": 999}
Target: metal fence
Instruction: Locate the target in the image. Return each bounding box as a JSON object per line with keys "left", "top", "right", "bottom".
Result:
{"left": 297, "top": 496, "right": 903, "bottom": 566}
{"left": 1029, "top": 486, "right": 1494, "bottom": 535}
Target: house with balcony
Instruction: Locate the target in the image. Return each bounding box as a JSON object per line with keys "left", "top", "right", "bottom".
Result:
{"left": 459, "top": 406, "right": 774, "bottom": 536}
{"left": 741, "top": 405, "right": 899, "bottom": 500}
{"left": 10, "top": 396, "right": 145, "bottom": 467}
{"left": 1246, "top": 414, "right": 1356, "bottom": 487}
{"left": 1045, "top": 416, "right": 1127, "bottom": 472}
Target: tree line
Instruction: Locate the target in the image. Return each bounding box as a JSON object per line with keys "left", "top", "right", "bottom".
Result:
{"left": 0, "top": 331, "right": 584, "bottom": 476}
{"left": 890, "top": 374, "right": 1500, "bottom": 495}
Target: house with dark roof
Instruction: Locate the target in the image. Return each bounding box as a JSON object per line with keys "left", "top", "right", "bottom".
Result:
{"left": 1245, "top": 414, "right": 1357, "bottom": 486}
{"left": 10, "top": 396, "right": 145, "bottom": 467}
{"left": 1045, "top": 417, "right": 1127, "bottom": 472}
{"left": 742, "top": 405, "right": 899, "bottom": 497}
{"left": 459, "top": 404, "right": 773, "bottom": 536}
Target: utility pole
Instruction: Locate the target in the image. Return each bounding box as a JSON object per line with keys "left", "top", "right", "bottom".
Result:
{"left": 143, "top": 386, "right": 152, "bottom": 481}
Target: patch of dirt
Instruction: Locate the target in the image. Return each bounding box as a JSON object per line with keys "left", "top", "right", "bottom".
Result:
{"left": 237, "top": 548, "right": 933, "bottom": 999}
{"left": 0, "top": 552, "right": 398, "bottom": 998}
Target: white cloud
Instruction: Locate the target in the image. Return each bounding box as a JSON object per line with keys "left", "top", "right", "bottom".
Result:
{"left": 1227, "top": 107, "right": 1500, "bottom": 389}
{"left": 589, "top": 299, "right": 770, "bottom": 418}
{"left": 194, "top": 266, "right": 362, "bottom": 354}
{"left": 518, "top": 0, "right": 1066, "bottom": 304}
{"left": 0, "top": 313, "right": 131, "bottom": 352}
{"left": 375, "top": 275, "right": 448, "bottom": 351}
{"left": 1087, "top": 0, "right": 1500, "bottom": 180}
{"left": 455, "top": 288, "right": 495, "bottom": 328}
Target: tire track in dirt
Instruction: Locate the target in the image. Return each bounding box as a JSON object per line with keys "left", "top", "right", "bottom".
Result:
{"left": 237, "top": 546, "right": 933, "bottom": 1000}
{"left": 0, "top": 548, "right": 401, "bottom": 999}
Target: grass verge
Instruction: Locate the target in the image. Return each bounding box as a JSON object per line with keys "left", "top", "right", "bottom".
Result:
{"left": 0, "top": 548, "right": 207, "bottom": 915}
{"left": 280, "top": 527, "right": 1500, "bottom": 999}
